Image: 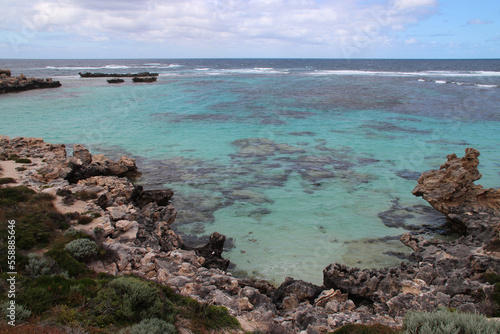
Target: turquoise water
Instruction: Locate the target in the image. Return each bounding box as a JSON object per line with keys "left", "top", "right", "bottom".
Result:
{"left": 1, "top": 59, "right": 499, "bottom": 284}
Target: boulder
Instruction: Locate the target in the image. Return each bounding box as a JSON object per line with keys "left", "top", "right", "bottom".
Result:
{"left": 273, "top": 277, "right": 323, "bottom": 308}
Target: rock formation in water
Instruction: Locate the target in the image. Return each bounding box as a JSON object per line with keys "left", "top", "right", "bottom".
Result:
{"left": 79, "top": 72, "right": 158, "bottom": 78}
{"left": 0, "top": 69, "right": 61, "bottom": 94}
{"left": 412, "top": 148, "right": 500, "bottom": 214}
{"left": 324, "top": 147, "right": 500, "bottom": 319}
{"left": 2, "top": 138, "right": 500, "bottom": 333}
{"left": 132, "top": 76, "right": 157, "bottom": 83}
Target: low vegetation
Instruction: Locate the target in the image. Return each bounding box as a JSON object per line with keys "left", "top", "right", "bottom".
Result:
{"left": 0, "top": 185, "right": 241, "bottom": 333}
{"left": 402, "top": 308, "right": 500, "bottom": 334}
{"left": 331, "top": 323, "right": 398, "bottom": 334}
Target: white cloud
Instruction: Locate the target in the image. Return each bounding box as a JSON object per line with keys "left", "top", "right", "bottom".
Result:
{"left": 392, "top": 0, "right": 437, "bottom": 11}
{"left": 467, "top": 19, "right": 493, "bottom": 25}
{"left": 405, "top": 37, "right": 418, "bottom": 44}
{"left": 1, "top": 0, "right": 442, "bottom": 57}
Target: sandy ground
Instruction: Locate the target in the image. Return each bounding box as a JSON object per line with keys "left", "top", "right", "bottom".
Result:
{"left": 0, "top": 160, "right": 22, "bottom": 180}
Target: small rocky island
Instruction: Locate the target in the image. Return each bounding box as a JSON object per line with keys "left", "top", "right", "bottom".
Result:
{"left": 0, "top": 69, "right": 61, "bottom": 94}
{"left": 132, "top": 76, "right": 157, "bottom": 83}
{"left": 1, "top": 137, "right": 499, "bottom": 333}
{"left": 79, "top": 72, "right": 159, "bottom": 78}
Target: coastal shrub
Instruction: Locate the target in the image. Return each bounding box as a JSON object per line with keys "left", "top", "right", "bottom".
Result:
{"left": 46, "top": 248, "right": 86, "bottom": 277}
{"left": 402, "top": 308, "right": 500, "bottom": 334}
{"left": 52, "top": 305, "right": 80, "bottom": 325}
{"left": 15, "top": 158, "right": 32, "bottom": 164}
{"left": 182, "top": 299, "right": 240, "bottom": 330}
{"left": 7, "top": 154, "right": 19, "bottom": 160}
{"left": 77, "top": 215, "right": 94, "bottom": 225}
{"left": 15, "top": 166, "right": 26, "bottom": 171}
{"left": 89, "top": 277, "right": 175, "bottom": 326}
{"left": 64, "top": 238, "right": 99, "bottom": 261}
{"left": 0, "top": 177, "right": 16, "bottom": 185}
{"left": 18, "top": 286, "right": 52, "bottom": 314}
{"left": 331, "top": 323, "right": 397, "bottom": 334}
{"left": 73, "top": 190, "right": 98, "bottom": 200}
{"left": 118, "top": 318, "right": 177, "bottom": 334}
{"left": 25, "top": 253, "right": 53, "bottom": 278}
{"left": 82, "top": 210, "right": 101, "bottom": 218}
{"left": 56, "top": 188, "right": 71, "bottom": 197}
{"left": 64, "top": 228, "right": 85, "bottom": 238}
{"left": 0, "top": 301, "right": 32, "bottom": 323}
{"left": 0, "top": 186, "right": 59, "bottom": 251}
{"left": 47, "top": 211, "right": 70, "bottom": 229}
{"left": 17, "top": 275, "right": 99, "bottom": 317}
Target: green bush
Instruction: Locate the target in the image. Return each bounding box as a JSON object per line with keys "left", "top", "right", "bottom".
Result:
{"left": 108, "top": 277, "right": 171, "bottom": 321}
{"left": 17, "top": 275, "right": 99, "bottom": 316}
{"left": 118, "top": 318, "right": 177, "bottom": 334}
{"left": 182, "top": 299, "right": 240, "bottom": 330}
{"left": 25, "top": 253, "right": 53, "bottom": 278}
{"left": 0, "top": 177, "right": 16, "bottom": 185}
{"left": 7, "top": 154, "right": 19, "bottom": 160}
{"left": 18, "top": 286, "right": 52, "bottom": 314}
{"left": 331, "top": 323, "right": 397, "bottom": 334}
{"left": 46, "top": 248, "right": 86, "bottom": 277}
{"left": 402, "top": 308, "right": 500, "bottom": 334}
{"left": 0, "top": 186, "right": 60, "bottom": 252}
{"left": 77, "top": 215, "right": 94, "bottom": 225}
{"left": 64, "top": 238, "right": 99, "bottom": 261}
{"left": 64, "top": 228, "right": 85, "bottom": 238}
{"left": 89, "top": 277, "right": 175, "bottom": 327}
{"left": 0, "top": 301, "right": 32, "bottom": 323}
{"left": 15, "top": 158, "right": 32, "bottom": 164}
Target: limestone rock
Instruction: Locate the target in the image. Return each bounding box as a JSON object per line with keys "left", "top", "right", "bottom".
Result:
{"left": 273, "top": 277, "right": 323, "bottom": 308}
{"left": 412, "top": 148, "right": 500, "bottom": 215}
{"left": 314, "top": 289, "right": 348, "bottom": 308}
{"left": 73, "top": 144, "right": 92, "bottom": 165}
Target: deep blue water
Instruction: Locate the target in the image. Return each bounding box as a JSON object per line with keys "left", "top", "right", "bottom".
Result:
{"left": 1, "top": 58, "right": 499, "bottom": 284}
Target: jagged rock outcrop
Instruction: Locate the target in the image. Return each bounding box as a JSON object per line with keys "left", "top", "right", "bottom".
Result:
{"left": 31, "top": 144, "right": 140, "bottom": 183}
{"left": 323, "top": 148, "right": 500, "bottom": 320}
{"left": 0, "top": 69, "right": 61, "bottom": 94}
{"left": 184, "top": 231, "right": 231, "bottom": 270}
{"left": 412, "top": 147, "right": 500, "bottom": 215}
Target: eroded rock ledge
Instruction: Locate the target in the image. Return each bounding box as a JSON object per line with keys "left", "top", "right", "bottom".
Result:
{"left": 0, "top": 69, "right": 61, "bottom": 94}
{"left": 1, "top": 138, "right": 499, "bottom": 333}
{"left": 324, "top": 148, "right": 500, "bottom": 320}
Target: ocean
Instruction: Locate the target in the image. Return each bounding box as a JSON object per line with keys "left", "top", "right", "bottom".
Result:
{"left": 1, "top": 58, "right": 499, "bottom": 284}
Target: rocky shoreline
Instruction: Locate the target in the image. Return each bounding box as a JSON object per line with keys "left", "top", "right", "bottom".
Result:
{"left": 1, "top": 136, "right": 499, "bottom": 333}
{"left": 0, "top": 69, "right": 61, "bottom": 94}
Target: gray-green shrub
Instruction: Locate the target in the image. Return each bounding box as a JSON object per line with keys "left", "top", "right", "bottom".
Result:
{"left": 25, "top": 253, "right": 53, "bottom": 277}
{"left": 64, "top": 238, "right": 99, "bottom": 260}
{"left": 0, "top": 301, "right": 32, "bottom": 323}
{"left": 403, "top": 308, "right": 500, "bottom": 334}
{"left": 118, "top": 318, "right": 177, "bottom": 334}
{"left": 90, "top": 277, "right": 175, "bottom": 326}
{"left": 109, "top": 277, "right": 167, "bottom": 321}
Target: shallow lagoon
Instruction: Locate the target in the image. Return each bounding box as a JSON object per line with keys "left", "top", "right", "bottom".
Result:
{"left": 1, "top": 59, "right": 499, "bottom": 284}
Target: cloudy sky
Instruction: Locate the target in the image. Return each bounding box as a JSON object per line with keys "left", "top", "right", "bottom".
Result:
{"left": 0, "top": 0, "right": 499, "bottom": 59}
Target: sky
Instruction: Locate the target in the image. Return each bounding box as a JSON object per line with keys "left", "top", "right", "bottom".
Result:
{"left": 0, "top": 0, "right": 499, "bottom": 59}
